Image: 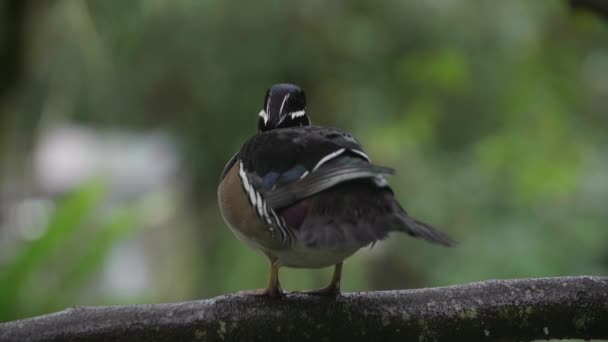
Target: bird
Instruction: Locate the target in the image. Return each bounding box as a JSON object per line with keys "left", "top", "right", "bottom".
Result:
{"left": 217, "top": 83, "right": 455, "bottom": 297}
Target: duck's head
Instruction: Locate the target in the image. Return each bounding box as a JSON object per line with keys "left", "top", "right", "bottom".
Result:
{"left": 258, "top": 83, "right": 309, "bottom": 132}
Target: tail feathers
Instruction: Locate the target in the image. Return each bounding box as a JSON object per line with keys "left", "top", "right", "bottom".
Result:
{"left": 397, "top": 214, "right": 457, "bottom": 247}
{"left": 294, "top": 179, "right": 456, "bottom": 249}
{"left": 299, "top": 217, "right": 390, "bottom": 249}
{"left": 298, "top": 211, "right": 456, "bottom": 249}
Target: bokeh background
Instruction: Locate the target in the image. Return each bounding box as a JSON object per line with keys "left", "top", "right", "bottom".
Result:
{"left": 1, "top": 0, "right": 607, "bottom": 325}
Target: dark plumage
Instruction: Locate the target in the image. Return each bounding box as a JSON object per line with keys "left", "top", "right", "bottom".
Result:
{"left": 218, "top": 83, "right": 455, "bottom": 297}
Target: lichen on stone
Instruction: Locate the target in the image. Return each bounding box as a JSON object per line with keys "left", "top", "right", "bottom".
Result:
{"left": 217, "top": 320, "right": 227, "bottom": 340}
{"left": 194, "top": 329, "right": 206, "bottom": 340}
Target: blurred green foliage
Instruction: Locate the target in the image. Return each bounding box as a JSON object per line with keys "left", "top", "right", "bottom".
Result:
{"left": 0, "top": 182, "right": 141, "bottom": 321}
{"left": 0, "top": 0, "right": 607, "bottom": 327}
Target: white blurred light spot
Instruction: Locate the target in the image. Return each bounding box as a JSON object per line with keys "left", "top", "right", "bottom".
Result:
{"left": 33, "top": 124, "right": 180, "bottom": 198}
{"left": 12, "top": 198, "right": 54, "bottom": 240}
{"left": 103, "top": 241, "right": 150, "bottom": 296}
{"left": 34, "top": 126, "right": 98, "bottom": 193}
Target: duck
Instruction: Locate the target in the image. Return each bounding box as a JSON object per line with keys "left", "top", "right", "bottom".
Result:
{"left": 218, "top": 83, "right": 454, "bottom": 297}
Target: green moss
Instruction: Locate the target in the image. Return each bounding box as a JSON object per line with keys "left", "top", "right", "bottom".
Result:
{"left": 194, "top": 329, "right": 206, "bottom": 340}
{"left": 381, "top": 313, "right": 390, "bottom": 327}
{"left": 417, "top": 318, "right": 428, "bottom": 330}
{"left": 457, "top": 308, "right": 478, "bottom": 320}
{"left": 217, "top": 320, "right": 227, "bottom": 340}
{"left": 498, "top": 307, "right": 512, "bottom": 320}
{"left": 574, "top": 316, "right": 591, "bottom": 330}
{"left": 417, "top": 318, "right": 431, "bottom": 341}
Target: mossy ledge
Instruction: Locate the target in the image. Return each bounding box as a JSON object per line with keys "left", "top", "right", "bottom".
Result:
{"left": 1, "top": 276, "right": 607, "bottom": 342}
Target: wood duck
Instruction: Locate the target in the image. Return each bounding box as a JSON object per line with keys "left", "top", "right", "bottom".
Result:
{"left": 218, "top": 83, "right": 455, "bottom": 297}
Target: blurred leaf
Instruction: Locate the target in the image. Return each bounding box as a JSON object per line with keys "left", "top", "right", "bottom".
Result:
{"left": 400, "top": 48, "right": 471, "bottom": 91}
{"left": 62, "top": 209, "right": 138, "bottom": 291}
{"left": 40, "top": 207, "right": 141, "bottom": 311}
{"left": 0, "top": 182, "right": 104, "bottom": 320}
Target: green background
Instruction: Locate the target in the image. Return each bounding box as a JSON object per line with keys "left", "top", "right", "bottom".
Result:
{"left": 0, "top": 1, "right": 607, "bottom": 333}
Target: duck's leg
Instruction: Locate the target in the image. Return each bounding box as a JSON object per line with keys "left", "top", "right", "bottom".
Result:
{"left": 238, "top": 256, "right": 283, "bottom": 297}
{"left": 296, "top": 262, "right": 342, "bottom": 296}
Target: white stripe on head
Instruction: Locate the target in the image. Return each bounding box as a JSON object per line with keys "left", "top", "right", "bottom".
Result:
{"left": 290, "top": 110, "right": 306, "bottom": 119}
{"left": 276, "top": 94, "right": 292, "bottom": 126}
{"left": 266, "top": 95, "right": 271, "bottom": 118}
{"left": 259, "top": 109, "right": 269, "bottom": 124}
{"left": 279, "top": 94, "right": 290, "bottom": 116}
{"left": 312, "top": 148, "right": 346, "bottom": 171}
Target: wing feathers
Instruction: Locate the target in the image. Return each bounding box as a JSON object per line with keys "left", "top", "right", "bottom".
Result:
{"left": 261, "top": 156, "right": 394, "bottom": 209}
